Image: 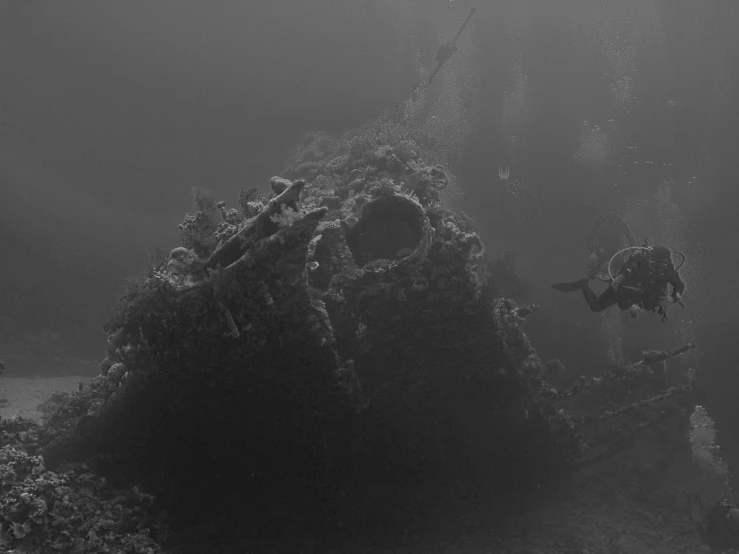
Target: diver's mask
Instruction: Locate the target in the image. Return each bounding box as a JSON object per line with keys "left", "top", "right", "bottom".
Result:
{"left": 648, "top": 259, "right": 671, "bottom": 273}
{"left": 647, "top": 245, "right": 673, "bottom": 273}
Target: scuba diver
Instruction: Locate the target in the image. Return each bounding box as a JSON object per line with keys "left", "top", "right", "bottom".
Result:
{"left": 411, "top": 7, "right": 476, "bottom": 95}
{"left": 497, "top": 165, "right": 542, "bottom": 225}
{"left": 552, "top": 241, "right": 687, "bottom": 322}
{"left": 586, "top": 208, "right": 637, "bottom": 280}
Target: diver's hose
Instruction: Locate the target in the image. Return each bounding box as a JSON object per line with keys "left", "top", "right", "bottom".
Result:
{"left": 607, "top": 246, "right": 649, "bottom": 281}
{"left": 672, "top": 251, "right": 686, "bottom": 271}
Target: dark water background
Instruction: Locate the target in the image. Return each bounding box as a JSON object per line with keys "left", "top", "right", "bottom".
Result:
{"left": 1, "top": 0, "right": 737, "bottom": 438}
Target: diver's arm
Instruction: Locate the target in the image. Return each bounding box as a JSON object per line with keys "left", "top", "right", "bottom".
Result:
{"left": 610, "top": 273, "right": 626, "bottom": 291}
{"left": 611, "top": 274, "right": 640, "bottom": 293}
{"left": 670, "top": 271, "right": 687, "bottom": 298}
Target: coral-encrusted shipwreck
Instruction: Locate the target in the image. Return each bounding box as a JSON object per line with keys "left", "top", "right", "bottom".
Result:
{"left": 0, "top": 123, "right": 703, "bottom": 552}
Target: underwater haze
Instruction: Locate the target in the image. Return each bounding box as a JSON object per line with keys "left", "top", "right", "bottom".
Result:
{"left": 2, "top": 0, "right": 739, "bottom": 552}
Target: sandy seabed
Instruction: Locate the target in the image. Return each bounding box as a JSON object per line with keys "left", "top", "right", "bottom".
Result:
{"left": 0, "top": 375, "right": 92, "bottom": 422}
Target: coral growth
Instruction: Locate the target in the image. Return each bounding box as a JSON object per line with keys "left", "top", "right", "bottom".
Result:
{"left": 0, "top": 417, "right": 165, "bottom": 553}
{"left": 282, "top": 118, "right": 453, "bottom": 206}
{"left": 8, "top": 116, "right": 565, "bottom": 552}
{"left": 177, "top": 188, "right": 220, "bottom": 258}
{"left": 689, "top": 405, "right": 731, "bottom": 486}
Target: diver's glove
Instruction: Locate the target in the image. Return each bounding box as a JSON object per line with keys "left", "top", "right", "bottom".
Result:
{"left": 661, "top": 293, "right": 684, "bottom": 307}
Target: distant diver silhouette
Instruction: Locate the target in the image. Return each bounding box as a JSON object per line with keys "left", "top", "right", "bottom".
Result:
{"left": 497, "top": 164, "right": 541, "bottom": 225}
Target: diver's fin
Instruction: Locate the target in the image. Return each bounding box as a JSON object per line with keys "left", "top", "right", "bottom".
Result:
{"left": 552, "top": 278, "right": 589, "bottom": 293}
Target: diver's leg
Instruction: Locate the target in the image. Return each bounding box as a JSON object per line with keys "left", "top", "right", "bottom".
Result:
{"left": 552, "top": 278, "right": 619, "bottom": 311}
{"left": 584, "top": 286, "right": 619, "bottom": 312}
{"left": 552, "top": 278, "right": 590, "bottom": 293}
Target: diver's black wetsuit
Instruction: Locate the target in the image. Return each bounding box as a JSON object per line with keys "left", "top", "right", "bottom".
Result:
{"left": 578, "top": 283, "right": 624, "bottom": 312}
{"left": 577, "top": 271, "right": 642, "bottom": 312}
